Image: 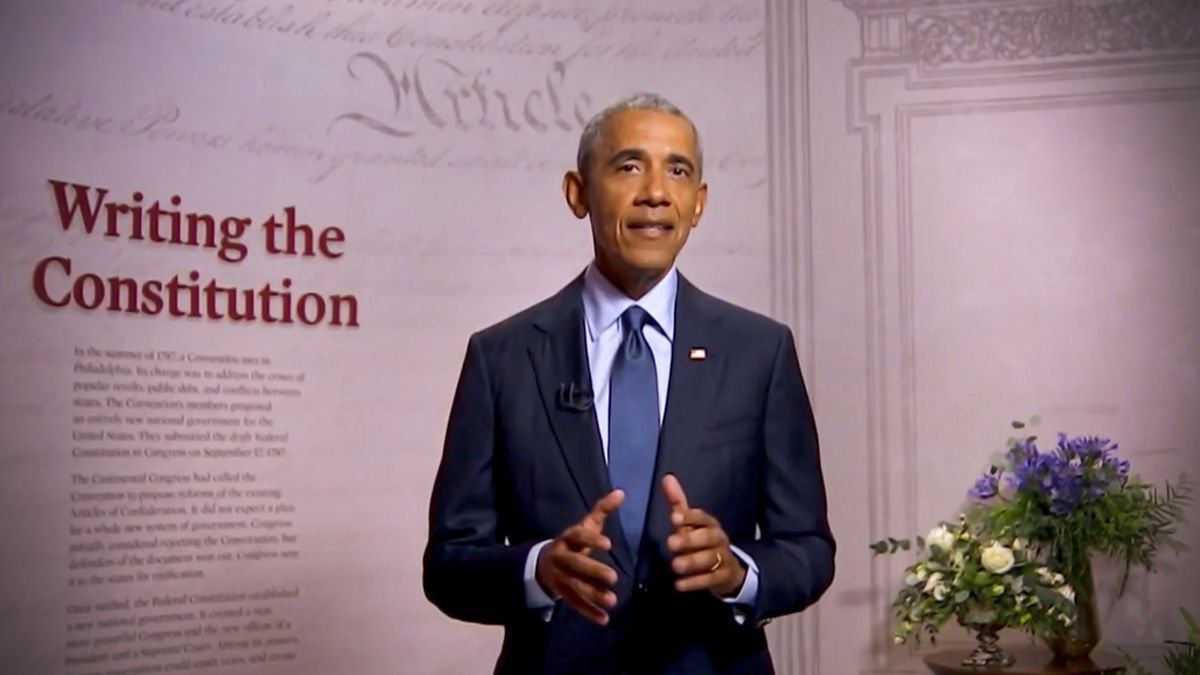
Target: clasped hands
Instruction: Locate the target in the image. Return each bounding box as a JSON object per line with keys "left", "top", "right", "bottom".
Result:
{"left": 535, "top": 474, "right": 746, "bottom": 625}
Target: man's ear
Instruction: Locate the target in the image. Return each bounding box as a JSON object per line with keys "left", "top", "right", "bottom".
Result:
{"left": 563, "top": 170, "right": 589, "bottom": 219}
{"left": 691, "top": 181, "right": 708, "bottom": 228}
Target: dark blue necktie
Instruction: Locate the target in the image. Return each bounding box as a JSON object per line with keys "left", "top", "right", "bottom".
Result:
{"left": 608, "top": 305, "right": 660, "bottom": 561}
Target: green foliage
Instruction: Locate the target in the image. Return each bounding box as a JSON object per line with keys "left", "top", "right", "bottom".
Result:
{"left": 976, "top": 421, "right": 1192, "bottom": 601}
{"left": 1123, "top": 608, "right": 1200, "bottom": 675}
{"left": 871, "top": 519, "right": 1075, "bottom": 646}
{"left": 983, "top": 469, "right": 1192, "bottom": 600}
{"left": 1162, "top": 608, "right": 1200, "bottom": 675}
{"left": 869, "top": 537, "right": 913, "bottom": 555}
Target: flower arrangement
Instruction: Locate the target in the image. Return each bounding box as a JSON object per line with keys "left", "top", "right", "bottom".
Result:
{"left": 873, "top": 516, "right": 1076, "bottom": 654}
{"left": 874, "top": 420, "right": 1192, "bottom": 664}
{"left": 969, "top": 423, "right": 1191, "bottom": 602}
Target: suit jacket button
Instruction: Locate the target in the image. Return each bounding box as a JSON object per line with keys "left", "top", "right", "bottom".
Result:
{"left": 636, "top": 583, "right": 648, "bottom": 593}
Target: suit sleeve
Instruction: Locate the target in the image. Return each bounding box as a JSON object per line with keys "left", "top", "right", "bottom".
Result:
{"left": 738, "top": 327, "right": 836, "bottom": 624}
{"left": 423, "top": 334, "right": 537, "bottom": 625}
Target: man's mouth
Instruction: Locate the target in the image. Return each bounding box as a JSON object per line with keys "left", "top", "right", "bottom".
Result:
{"left": 626, "top": 221, "right": 675, "bottom": 238}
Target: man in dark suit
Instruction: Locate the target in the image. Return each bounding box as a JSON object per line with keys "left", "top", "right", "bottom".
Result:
{"left": 424, "top": 93, "right": 835, "bottom": 674}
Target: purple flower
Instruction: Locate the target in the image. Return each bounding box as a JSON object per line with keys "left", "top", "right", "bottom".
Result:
{"left": 969, "top": 474, "right": 999, "bottom": 501}
{"left": 1053, "top": 434, "right": 1128, "bottom": 486}
{"left": 969, "top": 431, "right": 1132, "bottom": 516}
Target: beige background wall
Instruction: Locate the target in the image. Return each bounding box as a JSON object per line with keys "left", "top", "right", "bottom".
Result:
{"left": 785, "top": 1, "right": 1200, "bottom": 673}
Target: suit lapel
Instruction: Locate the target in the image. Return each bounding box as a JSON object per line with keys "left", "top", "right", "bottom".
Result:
{"left": 529, "top": 276, "right": 634, "bottom": 575}
{"left": 645, "top": 276, "right": 727, "bottom": 556}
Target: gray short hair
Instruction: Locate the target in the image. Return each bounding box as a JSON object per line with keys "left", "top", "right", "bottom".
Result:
{"left": 576, "top": 93, "right": 703, "bottom": 178}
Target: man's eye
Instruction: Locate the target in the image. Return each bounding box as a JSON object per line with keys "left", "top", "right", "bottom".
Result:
{"left": 669, "top": 166, "right": 690, "bottom": 177}
{"left": 618, "top": 163, "right": 639, "bottom": 173}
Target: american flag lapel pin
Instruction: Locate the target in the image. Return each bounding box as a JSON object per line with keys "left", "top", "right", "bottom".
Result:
{"left": 688, "top": 347, "right": 707, "bottom": 361}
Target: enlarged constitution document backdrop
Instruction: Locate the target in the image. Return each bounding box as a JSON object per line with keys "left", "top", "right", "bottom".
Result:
{"left": 0, "top": 2, "right": 770, "bottom": 673}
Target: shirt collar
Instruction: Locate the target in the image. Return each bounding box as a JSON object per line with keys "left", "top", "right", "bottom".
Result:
{"left": 582, "top": 263, "right": 677, "bottom": 343}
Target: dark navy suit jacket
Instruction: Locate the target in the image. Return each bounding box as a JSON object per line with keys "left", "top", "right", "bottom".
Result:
{"left": 424, "top": 273, "right": 835, "bottom": 675}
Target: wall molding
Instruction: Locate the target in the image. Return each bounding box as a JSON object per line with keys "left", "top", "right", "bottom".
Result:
{"left": 765, "top": 0, "right": 820, "bottom": 672}
{"left": 842, "top": 0, "right": 1200, "bottom": 665}
{"left": 840, "top": 0, "right": 1200, "bottom": 67}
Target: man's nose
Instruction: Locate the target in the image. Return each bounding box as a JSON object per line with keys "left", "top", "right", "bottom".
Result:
{"left": 635, "top": 170, "right": 671, "bottom": 207}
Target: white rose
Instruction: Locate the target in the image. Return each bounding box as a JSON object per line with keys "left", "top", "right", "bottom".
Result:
{"left": 1052, "top": 573, "right": 1065, "bottom": 586}
{"left": 1036, "top": 566, "right": 1052, "bottom": 584}
{"left": 923, "top": 572, "right": 944, "bottom": 594}
{"left": 980, "top": 543, "right": 1015, "bottom": 574}
{"left": 916, "top": 567, "right": 929, "bottom": 582}
{"left": 1013, "top": 538, "right": 1026, "bottom": 551}
{"left": 927, "top": 525, "right": 955, "bottom": 552}
{"left": 893, "top": 636, "right": 904, "bottom": 645}
{"left": 905, "top": 572, "right": 920, "bottom": 586}
{"left": 933, "top": 584, "right": 949, "bottom": 601}
{"left": 1058, "top": 585, "right": 1076, "bottom": 603}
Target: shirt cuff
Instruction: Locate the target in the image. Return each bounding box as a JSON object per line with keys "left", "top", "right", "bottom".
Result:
{"left": 523, "top": 539, "right": 556, "bottom": 621}
{"left": 721, "top": 545, "right": 760, "bottom": 624}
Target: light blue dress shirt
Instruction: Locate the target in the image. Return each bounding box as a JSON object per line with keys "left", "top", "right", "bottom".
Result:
{"left": 522, "top": 265, "right": 760, "bottom": 620}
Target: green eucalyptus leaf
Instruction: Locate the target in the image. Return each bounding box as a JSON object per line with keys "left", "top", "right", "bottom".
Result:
{"left": 1182, "top": 607, "right": 1199, "bottom": 641}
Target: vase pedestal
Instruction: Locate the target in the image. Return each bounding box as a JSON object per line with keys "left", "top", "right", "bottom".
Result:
{"left": 923, "top": 646, "right": 1125, "bottom": 674}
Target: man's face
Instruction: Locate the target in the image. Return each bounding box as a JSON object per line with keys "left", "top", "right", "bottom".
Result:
{"left": 565, "top": 109, "right": 707, "bottom": 291}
